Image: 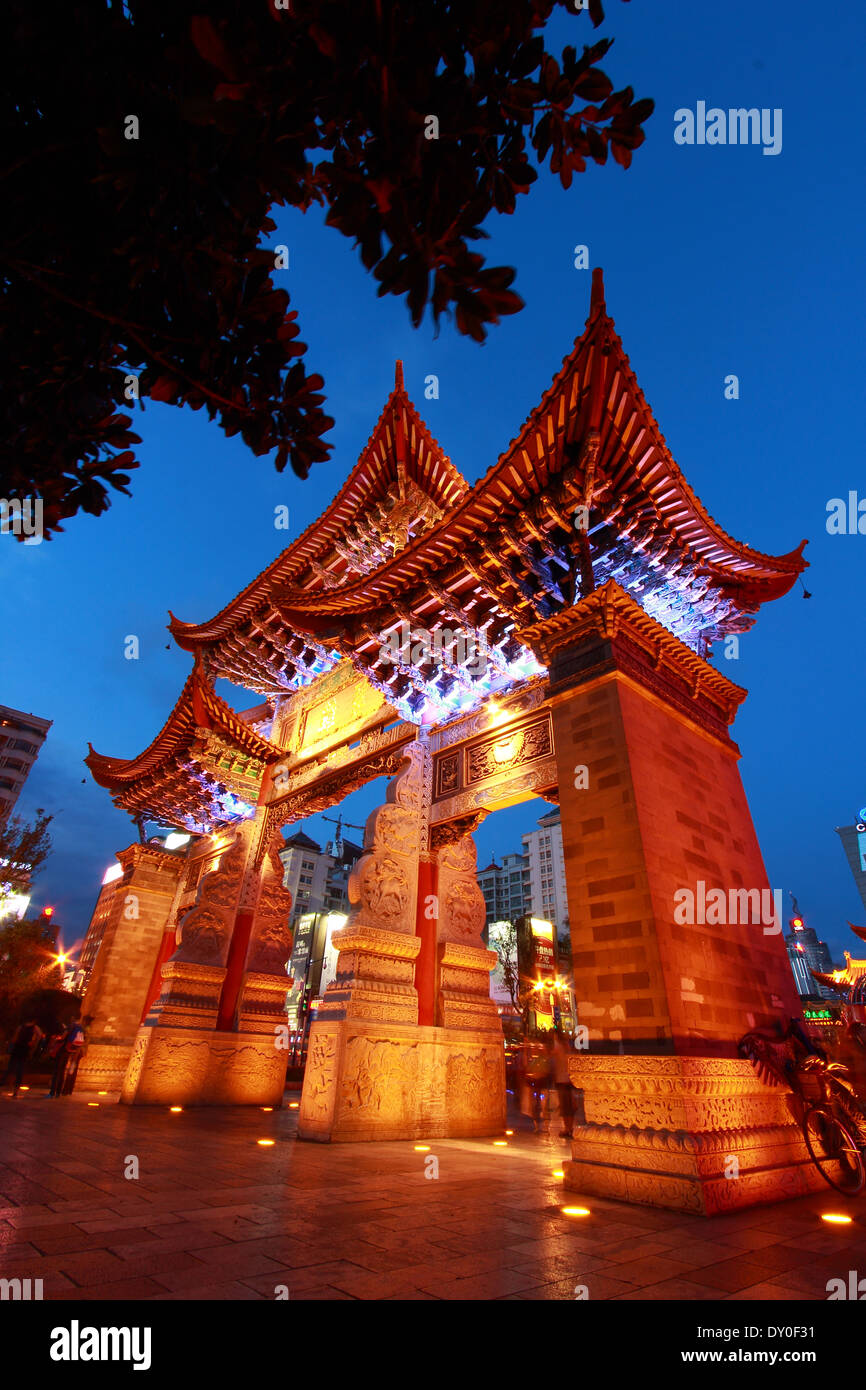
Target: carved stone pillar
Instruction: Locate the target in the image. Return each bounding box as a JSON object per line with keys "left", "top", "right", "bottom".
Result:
{"left": 145, "top": 823, "right": 250, "bottom": 1028}
{"left": 299, "top": 742, "right": 424, "bottom": 1139}
{"left": 299, "top": 742, "right": 506, "bottom": 1141}
{"left": 314, "top": 739, "right": 426, "bottom": 1028}
{"left": 433, "top": 827, "right": 501, "bottom": 1033}
{"left": 122, "top": 818, "right": 289, "bottom": 1105}
{"left": 236, "top": 834, "right": 294, "bottom": 1036}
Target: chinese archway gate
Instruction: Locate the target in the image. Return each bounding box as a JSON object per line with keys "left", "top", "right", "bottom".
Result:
{"left": 83, "top": 271, "right": 818, "bottom": 1213}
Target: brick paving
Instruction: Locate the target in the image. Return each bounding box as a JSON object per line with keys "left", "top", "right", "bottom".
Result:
{"left": 1, "top": 1090, "right": 865, "bottom": 1301}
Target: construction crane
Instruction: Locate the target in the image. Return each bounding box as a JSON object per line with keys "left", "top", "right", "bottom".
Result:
{"left": 319, "top": 813, "right": 366, "bottom": 858}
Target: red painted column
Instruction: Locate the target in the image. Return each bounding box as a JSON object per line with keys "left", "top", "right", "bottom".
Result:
{"left": 140, "top": 928, "right": 178, "bottom": 1023}
{"left": 415, "top": 855, "right": 439, "bottom": 1026}
{"left": 216, "top": 908, "right": 255, "bottom": 1032}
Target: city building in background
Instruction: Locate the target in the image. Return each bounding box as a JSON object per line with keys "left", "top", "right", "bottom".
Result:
{"left": 73, "top": 859, "right": 127, "bottom": 994}
{"left": 320, "top": 824, "right": 364, "bottom": 915}
{"left": 490, "top": 914, "right": 575, "bottom": 1039}
{"left": 523, "top": 810, "right": 569, "bottom": 931}
{"left": 836, "top": 805, "right": 866, "bottom": 913}
{"left": 478, "top": 811, "right": 569, "bottom": 933}
{"left": 785, "top": 902, "right": 837, "bottom": 1001}
{"left": 279, "top": 827, "right": 363, "bottom": 925}
{"left": 0, "top": 703, "right": 52, "bottom": 822}
{"left": 285, "top": 910, "right": 347, "bottom": 1052}
{"left": 478, "top": 852, "right": 529, "bottom": 926}
{"left": 280, "top": 831, "right": 331, "bottom": 920}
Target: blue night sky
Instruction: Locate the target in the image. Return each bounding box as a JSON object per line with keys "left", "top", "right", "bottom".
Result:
{"left": 2, "top": 2, "right": 864, "bottom": 964}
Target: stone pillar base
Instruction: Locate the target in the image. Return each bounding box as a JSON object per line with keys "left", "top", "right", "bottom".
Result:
{"left": 438, "top": 942, "right": 502, "bottom": 1031}
{"left": 237, "top": 972, "right": 291, "bottom": 1034}
{"left": 565, "top": 1054, "right": 827, "bottom": 1215}
{"left": 298, "top": 1019, "right": 505, "bottom": 1142}
{"left": 316, "top": 925, "right": 420, "bottom": 1026}
{"left": 76, "top": 1040, "right": 136, "bottom": 1093}
{"left": 120, "top": 1025, "right": 287, "bottom": 1106}
{"left": 144, "top": 960, "right": 226, "bottom": 1029}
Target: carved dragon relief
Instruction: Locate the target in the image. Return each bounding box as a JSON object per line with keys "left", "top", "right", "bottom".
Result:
{"left": 346, "top": 739, "right": 429, "bottom": 935}
{"left": 173, "top": 827, "right": 248, "bottom": 967}
{"left": 436, "top": 829, "right": 487, "bottom": 949}
{"left": 245, "top": 834, "right": 294, "bottom": 975}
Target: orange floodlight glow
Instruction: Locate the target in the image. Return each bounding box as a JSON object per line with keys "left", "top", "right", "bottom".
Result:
{"left": 530, "top": 918, "right": 554, "bottom": 941}
{"left": 552, "top": 1169, "right": 565, "bottom": 1178}
{"left": 562, "top": 1206, "right": 591, "bottom": 1217}
{"left": 288, "top": 1101, "right": 300, "bottom": 1109}
{"left": 414, "top": 1144, "right": 431, "bottom": 1152}
{"left": 257, "top": 1139, "right": 275, "bottom": 1147}
{"left": 493, "top": 1139, "right": 508, "bottom": 1147}
{"left": 169, "top": 1106, "right": 183, "bottom": 1113}
{"left": 821, "top": 1213, "right": 853, "bottom": 1225}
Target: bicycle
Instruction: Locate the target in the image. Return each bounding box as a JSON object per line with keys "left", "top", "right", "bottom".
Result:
{"left": 739, "top": 1018, "right": 866, "bottom": 1197}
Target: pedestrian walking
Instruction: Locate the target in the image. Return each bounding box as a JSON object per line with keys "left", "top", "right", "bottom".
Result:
{"left": 61, "top": 1015, "right": 90, "bottom": 1095}
{"left": 48, "top": 1016, "right": 86, "bottom": 1097}
{"left": 1, "top": 1019, "right": 43, "bottom": 1097}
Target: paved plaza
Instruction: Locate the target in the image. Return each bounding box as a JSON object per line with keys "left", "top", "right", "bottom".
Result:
{"left": 1, "top": 1092, "right": 865, "bottom": 1302}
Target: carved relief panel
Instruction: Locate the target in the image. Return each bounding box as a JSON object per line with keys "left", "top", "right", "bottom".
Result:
{"left": 436, "top": 832, "right": 486, "bottom": 949}
{"left": 347, "top": 740, "right": 429, "bottom": 936}
{"left": 172, "top": 823, "right": 251, "bottom": 967}
{"left": 245, "top": 834, "right": 294, "bottom": 975}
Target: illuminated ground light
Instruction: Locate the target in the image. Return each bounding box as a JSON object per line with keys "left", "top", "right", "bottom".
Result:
{"left": 493, "top": 1140, "right": 508, "bottom": 1147}
{"left": 562, "top": 1206, "right": 591, "bottom": 1218}
{"left": 19, "top": 1086, "right": 29, "bottom": 1092}
{"left": 414, "top": 1144, "right": 431, "bottom": 1152}
{"left": 288, "top": 1101, "right": 300, "bottom": 1109}
{"left": 821, "top": 1213, "right": 853, "bottom": 1225}
{"left": 504, "top": 1129, "right": 514, "bottom": 1135}
{"left": 257, "top": 1139, "right": 276, "bottom": 1147}
{"left": 552, "top": 1169, "right": 565, "bottom": 1179}
{"left": 169, "top": 1106, "right": 183, "bottom": 1113}
{"left": 261, "top": 1106, "right": 273, "bottom": 1112}
{"left": 87, "top": 1102, "right": 99, "bottom": 1108}
{"left": 97, "top": 1090, "right": 107, "bottom": 1095}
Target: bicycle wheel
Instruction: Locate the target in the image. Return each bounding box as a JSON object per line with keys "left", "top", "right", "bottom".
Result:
{"left": 804, "top": 1105, "right": 866, "bottom": 1196}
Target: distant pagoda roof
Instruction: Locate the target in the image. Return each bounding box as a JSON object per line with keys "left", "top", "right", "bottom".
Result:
{"left": 164, "top": 271, "right": 806, "bottom": 726}
{"left": 280, "top": 830, "right": 322, "bottom": 854}
{"left": 85, "top": 666, "right": 282, "bottom": 831}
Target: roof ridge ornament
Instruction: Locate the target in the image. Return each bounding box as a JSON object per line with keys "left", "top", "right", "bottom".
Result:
{"left": 589, "top": 266, "right": 606, "bottom": 317}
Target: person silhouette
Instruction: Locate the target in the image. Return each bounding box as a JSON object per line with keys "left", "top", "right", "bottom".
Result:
{"left": 2, "top": 1019, "right": 42, "bottom": 1097}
